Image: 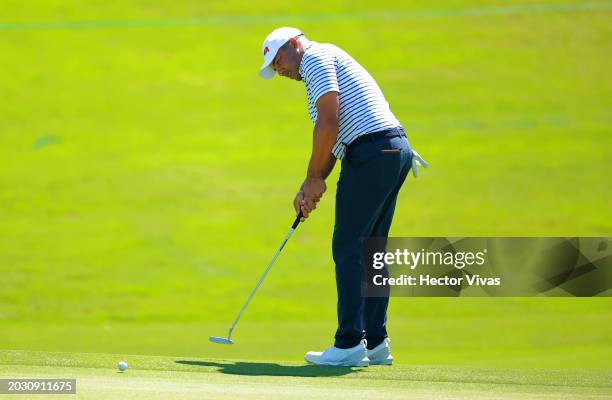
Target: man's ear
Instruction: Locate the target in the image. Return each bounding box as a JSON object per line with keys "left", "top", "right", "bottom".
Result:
{"left": 289, "top": 37, "right": 298, "bottom": 48}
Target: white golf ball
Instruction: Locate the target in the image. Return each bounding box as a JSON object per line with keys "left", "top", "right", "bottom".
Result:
{"left": 118, "top": 361, "right": 128, "bottom": 372}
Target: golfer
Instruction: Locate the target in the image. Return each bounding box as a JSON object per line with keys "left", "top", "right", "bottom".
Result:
{"left": 258, "top": 27, "right": 427, "bottom": 366}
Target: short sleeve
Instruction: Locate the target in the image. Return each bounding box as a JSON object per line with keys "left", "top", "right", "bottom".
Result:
{"left": 302, "top": 50, "right": 339, "bottom": 105}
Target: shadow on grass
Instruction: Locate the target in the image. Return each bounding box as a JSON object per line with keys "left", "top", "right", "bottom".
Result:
{"left": 175, "top": 360, "right": 361, "bottom": 377}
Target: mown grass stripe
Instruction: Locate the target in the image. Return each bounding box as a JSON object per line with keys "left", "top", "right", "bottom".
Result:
{"left": 1, "top": 2, "right": 611, "bottom": 31}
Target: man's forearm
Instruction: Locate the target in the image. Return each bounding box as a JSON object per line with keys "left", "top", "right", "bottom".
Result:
{"left": 299, "top": 155, "right": 335, "bottom": 192}
{"left": 319, "top": 155, "right": 337, "bottom": 181}
{"left": 306, "top": 118, "right": 338, "bottom": 180}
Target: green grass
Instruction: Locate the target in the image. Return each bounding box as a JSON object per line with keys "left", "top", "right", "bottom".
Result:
{"left": 2, "top": 300, "right": 611, "bottom": 369}
{"left": 0, "top": 1, "right": 611, "bottom": 397}
{"left": 1, "top": 351, "right": 610, "bottom": 399}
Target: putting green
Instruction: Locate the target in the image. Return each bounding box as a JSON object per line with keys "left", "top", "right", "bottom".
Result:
{"left": 1, "top": 350, "right": 610, "bottom": 399}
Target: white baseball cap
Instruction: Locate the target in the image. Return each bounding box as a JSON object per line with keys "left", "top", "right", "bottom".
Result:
{"left": 258, "top": 27, "right": 302, "bottom": 79}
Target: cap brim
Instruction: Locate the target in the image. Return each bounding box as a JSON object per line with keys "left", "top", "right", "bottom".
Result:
{"left": 259, "top": 65, "right": 275, "bottom": 79}
{"left": 258, "top": 47, "right": 280, "bottom": 80}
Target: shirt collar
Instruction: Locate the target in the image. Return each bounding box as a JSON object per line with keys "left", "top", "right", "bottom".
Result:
{"left": 298, "top": 41, "right": 317, "bottom": 80}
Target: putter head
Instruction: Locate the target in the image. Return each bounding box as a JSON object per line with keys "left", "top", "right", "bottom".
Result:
{"left": 209, "top": 336, "right": 234, "bottom": 345}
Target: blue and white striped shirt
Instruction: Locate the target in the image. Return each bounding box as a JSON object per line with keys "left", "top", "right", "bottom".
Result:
{"left": 298, "top": 41, "right": 401, "bottom": 160}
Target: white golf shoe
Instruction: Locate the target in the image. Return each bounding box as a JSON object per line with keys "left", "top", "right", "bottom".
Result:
{"left": 305, "top": 339, "right": 369, "bottom": 367}
{"left": 367, "top": 338, "right": 393, "bottom": 365}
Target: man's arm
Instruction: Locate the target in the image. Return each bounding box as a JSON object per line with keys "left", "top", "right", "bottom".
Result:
{"left": 296, "top": 91, "right": 339, "bottom": 220}
{"left": 307, "top": 92, "right": 339, "bottom": 179}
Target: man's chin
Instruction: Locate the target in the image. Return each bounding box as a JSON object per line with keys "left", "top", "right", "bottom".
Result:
{"left": 279, "top": 73, "right": 301, "bottom": 81}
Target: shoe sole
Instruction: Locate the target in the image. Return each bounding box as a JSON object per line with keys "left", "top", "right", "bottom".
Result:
{"left": 369, "top": 357, "right": 393, "bottom": 366}
{"left": 305, "top": 357, "right": 370, "bottom": 367}
{"left": 368, "top": 353, "right": 393, "bottom": 366}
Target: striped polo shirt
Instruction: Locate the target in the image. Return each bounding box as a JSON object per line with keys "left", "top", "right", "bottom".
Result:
{"left": 298, "top": 41, "right": 401, "bottom": 160}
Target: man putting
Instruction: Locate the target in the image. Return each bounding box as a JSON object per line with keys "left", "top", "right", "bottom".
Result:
{"left": 258, "top": 27, "right": 427, "bottom": 367}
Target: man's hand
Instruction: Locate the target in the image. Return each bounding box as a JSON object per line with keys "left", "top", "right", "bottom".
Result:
{"left": 293, "top": 190, "right": 305, "bottom": 218}
{"left": 300, "top": 177, "right": 326, "bottom": 219}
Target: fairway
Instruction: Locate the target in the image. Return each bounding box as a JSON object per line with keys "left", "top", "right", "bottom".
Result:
{"left": 1, "top": 350, "right": 611, "bottom": 399}
{"left": 1, "top": 0, "right": 611, "bottom": 398}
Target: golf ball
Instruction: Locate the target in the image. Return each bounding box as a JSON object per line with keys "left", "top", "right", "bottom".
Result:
{"left": 118, "top": 361, "right": 128, "bottom": 372}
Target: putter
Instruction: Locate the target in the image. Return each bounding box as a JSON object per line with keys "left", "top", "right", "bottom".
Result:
{"left": 210, "top": 212, "right": 303, "bottom": 345}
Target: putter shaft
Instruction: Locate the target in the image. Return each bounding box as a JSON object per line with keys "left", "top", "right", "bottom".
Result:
{"left": 226, "top": 213, "right": 302, "bottom": 341}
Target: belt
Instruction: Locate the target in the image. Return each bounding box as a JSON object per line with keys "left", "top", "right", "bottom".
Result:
{"left": 348, "top": 127, "right": 405, "bottom": 149}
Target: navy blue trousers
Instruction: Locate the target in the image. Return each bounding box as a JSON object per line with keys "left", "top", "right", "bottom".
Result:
{"left": 332, "top": 127, "right": 412, "bottom": 349}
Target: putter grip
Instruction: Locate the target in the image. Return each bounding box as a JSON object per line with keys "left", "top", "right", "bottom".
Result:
{"left": 292, "top": 211, "right": 303, "bottom": 229}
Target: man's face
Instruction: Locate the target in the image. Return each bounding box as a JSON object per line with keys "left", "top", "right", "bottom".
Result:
{"left": 272, "top": 40, "right": 302, "bottom": 81}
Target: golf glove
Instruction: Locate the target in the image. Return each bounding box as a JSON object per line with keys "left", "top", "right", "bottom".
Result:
{"left": 411, "top": 150, "right": 429, "bottom": 178}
